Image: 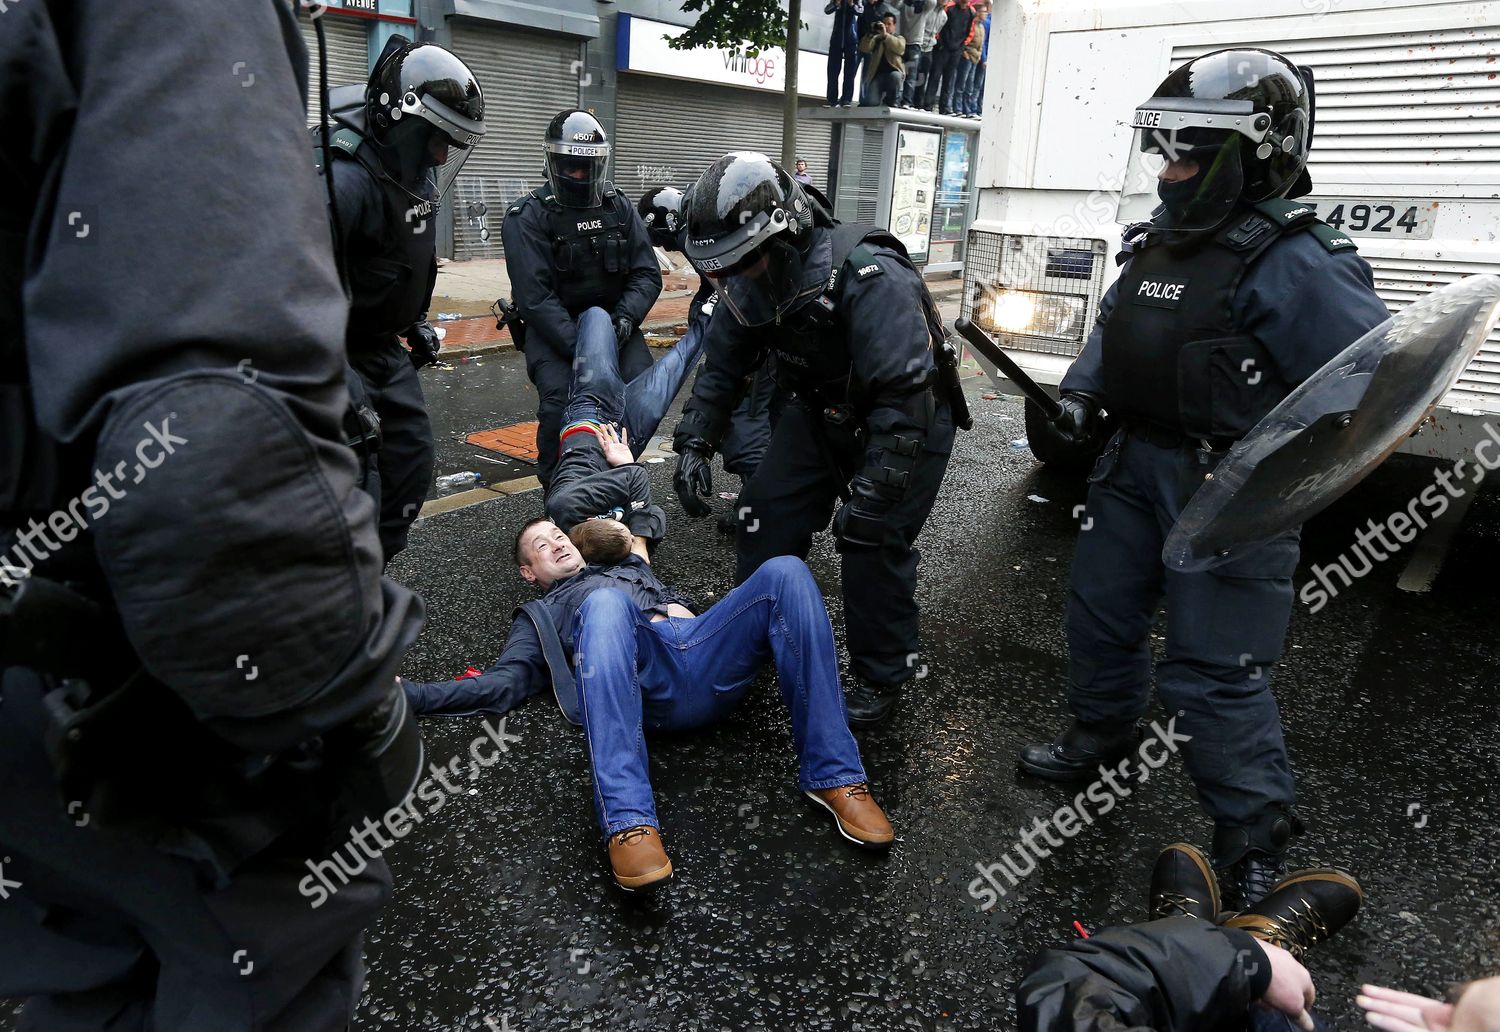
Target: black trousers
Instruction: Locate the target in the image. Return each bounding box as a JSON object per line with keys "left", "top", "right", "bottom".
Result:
{"left": 719, "top": 367, "right": 778, "bottom": 481}
{"left": 348, "top": 340, "right": 434, "bottom": 563}
{"left": 733, "top": 402, "right": 951, "bottom": 687}
{"left": 921, "top": 48, "right": 961, "bottom": 109}
{"left": 0, "top": 668, "right": 389, "bottom": 1030}
{"left": 526, "top": 328, "right": 653, "bottom": 490}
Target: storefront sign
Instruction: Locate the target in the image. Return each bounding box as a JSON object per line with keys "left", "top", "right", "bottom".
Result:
{"left": 617, "top": 15, "right": 825, "bottom": 97}
{"left": 891, "top": 127, "right": 942, "bottom": 263}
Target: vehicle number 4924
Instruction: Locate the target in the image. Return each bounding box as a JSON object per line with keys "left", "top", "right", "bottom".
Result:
{"left": 1305, "top": 198, "right": 1435, "bottom": 239}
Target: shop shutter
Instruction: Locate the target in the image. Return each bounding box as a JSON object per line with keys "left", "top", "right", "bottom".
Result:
{"left": 611, "top": 74, "right": 833, "bottom": 199}
{"left": 448, "top": 22, "right": 583, "bottom": 260}
{"left": 299, "top": 12, "right": 371, "bottom": 126}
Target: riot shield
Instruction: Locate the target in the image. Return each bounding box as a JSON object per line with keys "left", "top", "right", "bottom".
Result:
{"left": 1163, "top": 274, "right": 1500, "bottom": 572}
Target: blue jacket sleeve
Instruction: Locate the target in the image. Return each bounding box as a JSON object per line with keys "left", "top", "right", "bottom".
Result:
{"left": 1238, "top": 235, "right": 1391, "bottom": 386}
{"left": 1059, "top": 275, "right": 1120, "bottom": 398}
{"left": 403, "top": 616, "right": 547, "bottom": 717}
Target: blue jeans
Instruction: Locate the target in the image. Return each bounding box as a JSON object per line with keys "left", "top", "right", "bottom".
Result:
{"left": 563, "top": 307, "right": 705, "bottom": 459}
{"left": 965, "top": 63, "right": 985, "bottom": 114}
{"left": 946, "top": 60, "right": 975, "bottom": 114}
{"left": 827, "top": 43, "right": 859, "bottom": 105}
{"left": 1250, "top": 1008, "right": 1336, "bottom": 1031}
{"left": 572, "top": 556, "right": 868, "bottom": 838}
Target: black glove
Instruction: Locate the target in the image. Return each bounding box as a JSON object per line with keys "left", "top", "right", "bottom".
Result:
{"left": 404, "top": 320, "right": 441, "bottom": 369}
{"left": 613, "top": 315, "right": 635, "bottom": 347}
{"left": 1053, "top": 392, "right": 1099, "bottom": 444}
{"left": 673, "top": 440, "right": 714, "bottom": 518}
{"left": 832, "top": 500, "right": 887, "bottom": 552}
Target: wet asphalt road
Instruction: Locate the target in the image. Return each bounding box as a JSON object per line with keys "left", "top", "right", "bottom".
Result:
{"left": 3, "top": 349, "right": 1495, "bottom": 1031}
{"left": 360, "top": 351, "right": 1500, "bottom": 1030}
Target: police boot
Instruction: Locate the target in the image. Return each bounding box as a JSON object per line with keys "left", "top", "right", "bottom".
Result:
{"left": 1017, "top": 719, "right": 1141, "bottom": 782}
{"left": 1148, "top": 842, "right": 1221, "bottom": 922}
{"left": 1212, "top": 808, "right": 1304, "bottom": 913}
{"left": 845, "top": 677, "right": 901, "bottom": 726}
{"left": 1223, "top": 868, "right": 1363, "bottom": 960}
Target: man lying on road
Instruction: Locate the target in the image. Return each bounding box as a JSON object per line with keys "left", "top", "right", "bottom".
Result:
{"left": 403, "top": 306, "right": 892, "bottom": 892}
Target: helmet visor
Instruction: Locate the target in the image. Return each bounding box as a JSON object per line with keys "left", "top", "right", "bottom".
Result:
{"left": 1117, "top": 118, "right": 1245, "bottom": 232}
{"left": 702, "top": 235, "right": 819, "bottom": 328}
{"left": 404, "top": 94, "right": 483, "bottom": 201}
{"left": 545, "top": 141, "right": 610, "bottom": 208}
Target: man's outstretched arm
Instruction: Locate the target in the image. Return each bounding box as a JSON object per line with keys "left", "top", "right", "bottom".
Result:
{"left": 402, "top": 616, "right": 548, "bottom": 717}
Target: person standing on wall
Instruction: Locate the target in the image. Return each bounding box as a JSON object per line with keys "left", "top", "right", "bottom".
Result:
{"left": 964, "top": 1, "right": 992, "bottom": 118}
{"left": 825, "top": 0, "right": 865, "bottom": 107}
{"left": 954, "top": 4, "right": 986, "bottom": 118}
{"left": 921, "top": 0, "right": 974, "bottom": 115}
{"left": 900, "top": 0, "right": 948, "bottom": 107}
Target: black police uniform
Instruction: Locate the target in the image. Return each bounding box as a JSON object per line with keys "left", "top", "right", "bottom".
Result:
{"left": 502, "top": 185, "right": 662, "bottom": 489}
{"left": 1048, "top": 201, "right": 1388, "bottom": 873}
{"left": 665, "top": 225, "right": 777, "bottom": 487}
{"left": 679, "top": 224, "right": 955, "bottom": 693}
{"left": 0, "top": 3, "right": 424, "bottom": 1025}
{"left": 324, "top": 109, "right": 441, "bottom": 562}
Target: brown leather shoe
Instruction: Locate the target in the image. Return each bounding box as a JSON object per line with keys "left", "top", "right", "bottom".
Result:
{"left": 607, "top": 826, "right": 673, "bottom": 891}
{"left": 805, "top": 783, "right": 894, "bottom": 849}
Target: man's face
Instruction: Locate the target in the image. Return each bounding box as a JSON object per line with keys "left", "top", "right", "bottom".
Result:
{"left": 795, "top": 161, "right": 806, "bottom": 173}
{"left": 1158, "top": 156, "right": 1201, "bottom": 183}
{"left": 518, "top": 521, "right": 585, "bottom": 588}
{"left": 882, "top": 16, "right": 896, "bottom": 30}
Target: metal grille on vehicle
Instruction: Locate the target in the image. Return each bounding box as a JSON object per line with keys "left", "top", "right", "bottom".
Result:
{"left": 961, "top": 232, "right": 1107, "bottom": 357}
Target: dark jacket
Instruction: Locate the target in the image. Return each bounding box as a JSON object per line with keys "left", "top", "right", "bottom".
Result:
{"left": 2, "top": 0, "right": 421, "bottom": 752}
{"left": 1017, "top": 918, "right": 1274, "bottom": 1031}
{"left": 499, "top": 186, "right": 662, "bottom": 359}
{"left": 403, "top": 556, "right": 692, "bottom": 717}
{"left": 935, "top": 1, "right": 975, "bottom": 51}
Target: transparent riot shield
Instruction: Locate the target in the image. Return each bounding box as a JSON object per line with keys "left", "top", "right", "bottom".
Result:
{"left": 1163, "top": 274, "right": 1500, "bottom": 572}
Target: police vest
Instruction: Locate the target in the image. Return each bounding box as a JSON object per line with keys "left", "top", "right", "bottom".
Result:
{"left": 321, "top": 128, "right": 436, "bottom": 347}
{"left": 1101, "top": 198, "right": 1357, "bottom": 441}
{"left": 772, "top": 223, "right": 943, "bottom": 406}
{"left": 534, "top": 185, "right": 632, "bottom": 316}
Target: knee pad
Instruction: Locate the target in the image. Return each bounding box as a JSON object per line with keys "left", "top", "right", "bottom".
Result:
{"left": 1212, "top": 807, "right": 1304, "bottom": 866}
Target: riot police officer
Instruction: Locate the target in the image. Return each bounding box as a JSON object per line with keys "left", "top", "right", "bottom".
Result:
{"left": 1, "top": 2, "right": 424, "bottom": 1025}
{"left": 638, "top": 185, "right": 776, "bottom": 533}
{"left": 671, "top": 153, "right": 966, "bottom": 725}
{"left": 320, "top": 37, "right": 485, "bottom": 562}
{"left": 1016, "top": 49, "right": 1391, "bottom": 909}
{"left": 503, "top": 111, "right": 662, "bottom": 489}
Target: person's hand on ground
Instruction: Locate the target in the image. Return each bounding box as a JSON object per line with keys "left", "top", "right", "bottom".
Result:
{"left": 1358, "top": 984, "right": 1455, "bottom": 1030}
{"left": 1360, "top": 977, "right": 1500, "bottom": 1032}
{"left": 1255, "top": 939, "right": 1316, "bottom": 1032}
{"left": 599, "top": 423, "right": 633, "bottom": 467}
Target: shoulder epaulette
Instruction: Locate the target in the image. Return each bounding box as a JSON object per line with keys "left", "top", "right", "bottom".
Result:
{"left": 1307, "top": 222, "right": 1359, "bottom": 254}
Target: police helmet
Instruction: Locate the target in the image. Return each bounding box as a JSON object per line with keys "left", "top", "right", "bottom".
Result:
{"left": 545, "top": 110, "right": 611, "bottom": 208}
{"left": 683, "top": 152, "right": 823, "bottom": 328}
{"left": 637, "top": 186, "right": 688, "bottom": 250}
{"left": 1117, "top": 48, "right": 1312, "bottom": 232}
{"left": 366, "top": 38, "right": 486, "bottom": 200}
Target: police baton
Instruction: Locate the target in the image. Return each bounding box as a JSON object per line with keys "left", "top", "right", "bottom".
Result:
{"left": 953, "top": 318, "right": 1065, "bottom": 425}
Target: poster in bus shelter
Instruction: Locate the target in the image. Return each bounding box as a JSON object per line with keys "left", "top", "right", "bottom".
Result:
{"left": 891, "top": 126, "right": 942, "bottom": 263}
{"left": 931, "top": 130, "right": 973, "bottom": 256}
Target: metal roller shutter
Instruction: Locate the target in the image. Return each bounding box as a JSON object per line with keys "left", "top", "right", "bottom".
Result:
{"left": 299, "top": 13, "right": 371, "bottom": 126}
{"left": 611, "top": 75, "right": 833, "bottom": 200}
{"left": 449, "top": 23, "right": 582, "bottom": 260}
